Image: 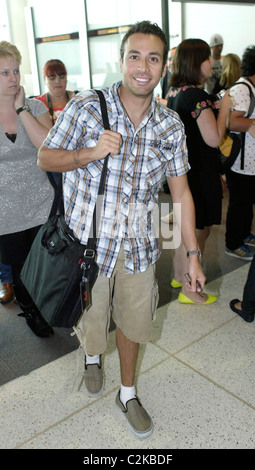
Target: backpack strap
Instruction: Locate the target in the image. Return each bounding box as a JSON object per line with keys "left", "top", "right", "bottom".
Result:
{"left": 244, "top": 78, "right": 255, "bottom": 117}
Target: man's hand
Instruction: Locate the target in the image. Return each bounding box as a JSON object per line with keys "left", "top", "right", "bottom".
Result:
{"left": 92, "top": 130, "right": 123, "bottom": 160}
{"left": 186, "top": 258, "right": 206, "bottom": 293}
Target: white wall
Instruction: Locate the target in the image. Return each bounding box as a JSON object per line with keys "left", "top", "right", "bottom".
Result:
{"left": 183, "top": 1, "right": 255, "bottom": 60}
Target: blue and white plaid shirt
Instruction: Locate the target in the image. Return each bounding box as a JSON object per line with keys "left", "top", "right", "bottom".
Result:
{"left": 44, "top": 81, "right": 189, "bottom": 276}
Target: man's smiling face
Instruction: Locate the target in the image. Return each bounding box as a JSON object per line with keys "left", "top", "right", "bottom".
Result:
{"left": 120, "top": 33, "right": 166, "bottom": 98}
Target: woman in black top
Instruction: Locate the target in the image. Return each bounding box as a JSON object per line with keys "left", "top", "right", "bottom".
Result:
{"left": 167, "top": 38, "right": 233, "bottom": 304}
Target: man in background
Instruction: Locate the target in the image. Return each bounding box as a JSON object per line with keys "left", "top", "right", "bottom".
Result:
{"left": 205, "top": 33, "right": 224, "bottom": 94}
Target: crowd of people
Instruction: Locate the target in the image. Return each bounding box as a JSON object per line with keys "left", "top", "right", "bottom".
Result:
{"left": 162, "top": 34, "right": 255, "bottom": 306}
{"left": 0, "top": 23, "right": 255, "bottom": 439}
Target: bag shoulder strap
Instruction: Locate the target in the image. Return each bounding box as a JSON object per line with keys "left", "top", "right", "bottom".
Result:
{"left": 245, "top": 76, "right": 255, "bottom": 90}
{"left": 86, "top": 90, "right": 110, "bottom": 246}
{"left": 230, "top": 81, "right": 255, "bottom": 118}
{"left": 94, "top": 90, "right": 110, "bottom": 196}
{"left": 49, "top": 89, "right": 110, "bottom": 223}
{"left": 245, "top": 79, "right": 255, "bottom": 117}
{"left": 95, "top": 89, "right": 110, "bottom": 130}
{"left": 49, "top": 176, "right": 63, "bottom": 217}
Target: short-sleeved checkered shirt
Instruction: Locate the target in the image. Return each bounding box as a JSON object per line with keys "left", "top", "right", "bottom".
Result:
{"left": 44, "top": 81, "right": 189, "bottom": 276}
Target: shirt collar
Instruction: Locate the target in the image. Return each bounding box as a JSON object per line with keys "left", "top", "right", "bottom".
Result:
{"left": 108, "top": 81, "right": 158, "bottom": 125}
{"left": 109, "top": 81, "right": 124, "bottom": 122}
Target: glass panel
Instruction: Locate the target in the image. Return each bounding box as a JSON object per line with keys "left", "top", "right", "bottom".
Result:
{"left": 169, "top": 0, "right": 182, "bottom": 47}
{"left": 27, "top": 0, "right": 80, "bottom": 37}
{"left": 36, "top": 39, "right": 82, "bottom": 93}
{"left": 89, "top": 35, "right": 122, "bottom": 88}
{"left": 86, "top": 0, "right": 162, "bottom": 89}
{"left": 26, "top": 0, "right": 87, "bottom": 94}
{"left": 0, "top": 0, "right": 10, "bottom": 41}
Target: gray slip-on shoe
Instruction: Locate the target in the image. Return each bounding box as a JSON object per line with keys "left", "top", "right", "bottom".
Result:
{"left": 84, "top": 356, "right": 104, "bottom": 397}
{"left": 116, "top": 390, "right": 153, "bottom": 439}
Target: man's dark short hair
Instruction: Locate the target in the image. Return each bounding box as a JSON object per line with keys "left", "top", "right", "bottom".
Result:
{"left": 241, "top": 45, "right": 255, "bottom": 77}
{"left": 120, "top": 20, "right": 168, "bottom": 66}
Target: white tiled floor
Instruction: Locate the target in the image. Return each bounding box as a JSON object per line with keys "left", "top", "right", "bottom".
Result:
{"left": 1, "top": 263, "right": 255, "bottom": 449}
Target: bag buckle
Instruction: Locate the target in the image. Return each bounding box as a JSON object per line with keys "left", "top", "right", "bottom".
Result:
{"left": 80, "top": 248, "right": 96, "bottom": 271}
{"left": 84, "top": 249, "right": 95, "bottom": 259}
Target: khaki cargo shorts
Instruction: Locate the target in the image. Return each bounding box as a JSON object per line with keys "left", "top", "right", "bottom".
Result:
{"left": 73, "top": 245, "right": 159, "bottom": 355}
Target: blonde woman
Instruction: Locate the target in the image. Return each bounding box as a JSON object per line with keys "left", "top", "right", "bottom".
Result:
{"left": 0, "top": 41, "right": 54, "bottom": 337}
{"left": 213, "top": 53, "right": 241, "bottom": 94}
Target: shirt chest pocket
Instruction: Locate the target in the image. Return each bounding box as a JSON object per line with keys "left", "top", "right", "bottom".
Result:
{"left": 81, "top": 130, "right": 109, "bottom": 179}
{"left": 82, "top": 130, "right": 101, "bottom": 149}
{"left": 145, "top": 143, "right": 169, "bottom": 189}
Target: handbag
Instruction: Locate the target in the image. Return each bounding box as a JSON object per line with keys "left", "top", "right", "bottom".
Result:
{"left": 219, "top": 80, "right": 255, "bottom": 173}
{"left": 218, "top": 130, "right": 242, "bottom": 174}
{"left": 21, "top": 89, "right": 110, "bottom": 328}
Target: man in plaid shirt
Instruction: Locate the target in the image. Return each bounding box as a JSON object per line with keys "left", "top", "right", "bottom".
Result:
{"left": 38, "top": 21, "right": 205, "bottom": 439}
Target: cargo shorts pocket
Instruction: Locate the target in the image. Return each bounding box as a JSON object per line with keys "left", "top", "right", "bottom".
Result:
{"left": 151, "top": 278, "right": 159, "bottom": 320}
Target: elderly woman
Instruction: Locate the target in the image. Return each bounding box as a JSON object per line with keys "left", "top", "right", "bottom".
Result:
{"left": 0, "top": 41, "right": 54, "bottom": 337}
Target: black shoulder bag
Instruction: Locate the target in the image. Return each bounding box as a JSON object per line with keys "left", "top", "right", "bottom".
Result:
{"left": 21, "top": 90, "right": 110, "bottom": 328}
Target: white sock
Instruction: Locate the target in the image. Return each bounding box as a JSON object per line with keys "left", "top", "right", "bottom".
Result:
{"left": 120, "top": 384, "right": 136, "bottom": 406}
{"left": 86, "top": 354, "right": 100, "bottom": 365}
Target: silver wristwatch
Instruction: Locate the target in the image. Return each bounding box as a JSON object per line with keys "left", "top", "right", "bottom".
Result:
{"left": 187, "top": 249, "right": 201, "bottom": 260}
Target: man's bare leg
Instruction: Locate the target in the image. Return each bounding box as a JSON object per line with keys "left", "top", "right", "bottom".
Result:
{"left": 116, "top": 326, "right": 138, "bottom": 387}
